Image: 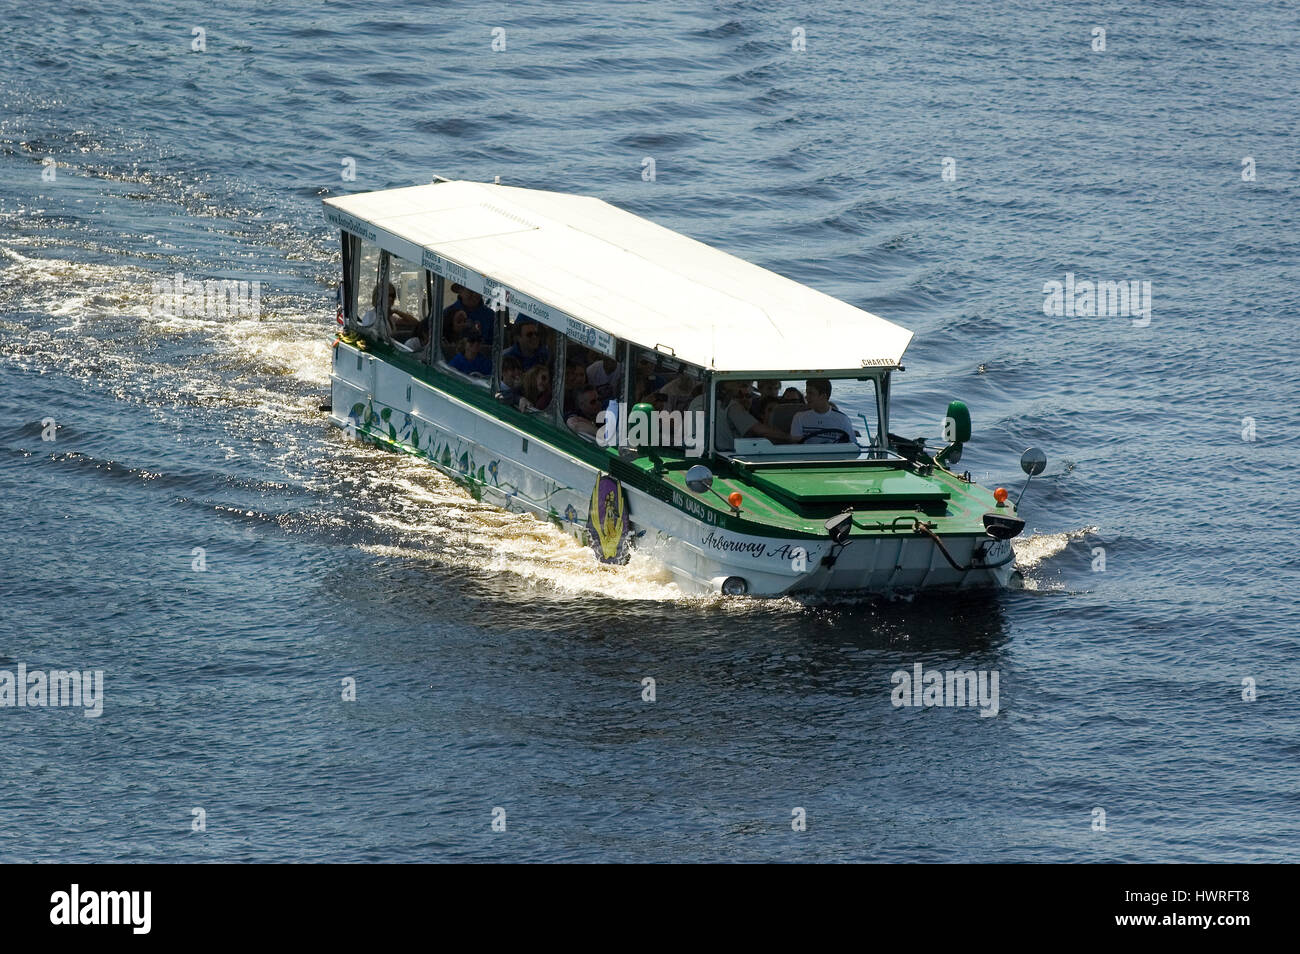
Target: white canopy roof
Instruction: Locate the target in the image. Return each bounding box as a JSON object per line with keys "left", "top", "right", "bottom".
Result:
{"left": 323, "top": 179, "right": 912, "bottom": 373}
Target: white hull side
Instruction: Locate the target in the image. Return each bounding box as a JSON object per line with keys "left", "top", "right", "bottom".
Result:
{"left": 330, "top": 343, "right": 1015, "bottom": 596}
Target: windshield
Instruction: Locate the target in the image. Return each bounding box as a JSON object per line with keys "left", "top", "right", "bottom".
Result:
{"left": 709, "top": 375, "right": 883, "bottom": 454}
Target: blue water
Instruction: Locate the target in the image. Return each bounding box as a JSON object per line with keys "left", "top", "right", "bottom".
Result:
{"left": 2, "top": 0, "right": 1298, "bottom": 862}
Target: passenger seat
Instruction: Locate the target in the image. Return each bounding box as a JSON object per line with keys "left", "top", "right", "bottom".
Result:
{"left": 768, "top": 403, "right": 808, "bottom": 433}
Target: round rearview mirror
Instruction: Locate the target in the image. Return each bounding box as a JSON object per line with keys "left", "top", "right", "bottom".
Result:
{"left": 1020, "top": 447, "right": 1047, "bottom": 476}
{"left": 685, "top": 464, "right": 714, "bottom": 494}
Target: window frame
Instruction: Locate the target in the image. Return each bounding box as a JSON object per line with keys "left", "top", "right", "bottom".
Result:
{"left": 421, "top": 269, "right": 438, "bottom": 366}
{"left": 707, "top": 371, "right": 889, "bottom": 455}
{"left": 344, "top": 233, "right": 384, "bottom": 337}
{"left": 340, "top": 232, "right": 359, "bottom": 331}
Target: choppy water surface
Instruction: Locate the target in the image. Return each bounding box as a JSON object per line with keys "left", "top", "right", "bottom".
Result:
{"left": 1, "top": 0, "right": 1297, "bottom": 862}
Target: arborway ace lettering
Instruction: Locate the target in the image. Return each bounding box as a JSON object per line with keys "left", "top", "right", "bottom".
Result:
{"left": 700, "top": 531, "right": 821, "bottom": 563}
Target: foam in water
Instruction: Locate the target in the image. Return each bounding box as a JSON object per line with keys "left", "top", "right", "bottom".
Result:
{"left": 1011, "top": 526, "right": 1098, "bottom": 592}
{"left": 3, "top": 244, "right": 1085, "bottom": 607}
{"left": 1012, "top": 526, "right": 1097, "bottom": 569}
{"left": 0, "top": 245, "right": 330, "bottom": 389}
{"left": 354, "top": 461, "right": 691, "bottom": 602}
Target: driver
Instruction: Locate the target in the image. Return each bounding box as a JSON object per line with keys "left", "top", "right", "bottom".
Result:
{"left": 790, "top": 379, "right": 856, "bottom": 444}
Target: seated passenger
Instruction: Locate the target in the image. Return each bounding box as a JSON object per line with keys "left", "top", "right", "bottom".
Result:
{"left": 633, "top": 356, "right": 666, "bottom": 400}
{"left": 566, "top": 386, "right": 601, "bottom": 439}
{"left": 655, "top": 373, "right": 698, "bottom": 413}
{"left": 441, "top": 309, "right": 469, "bottom": 357}
{"left": 358, "top": 282, "right": 418, "bottom": 340}
{"left": 497, "top": 355, "right": 524, "bottom": 407}
{"left": 586, "top": 356, "right": 621, "bottom": 402}
{"left": 502, "top": 318, "right": 550, "bottom": 371}
{"left": 756, "top": 395, "right": 780, "bottom": 426}
{"left": 750, "top": 379, "right": 782, "bottom": 417}
{"left": 563, "top": 354, "right": 589, "bottom": 417}
{"left": 449, "top": 328, "right": 492, "bottom": 377}
{"left": 633, "top": 378, "right": 660, "bottom": 406}
{"left": 357, "top": 283, "right": 389, "bottom": 333}
{"left": 519, "top": 363, "right": 552, "bottom": 412}
{"left": 443, "top": 284, "right": 495, "bottom": 346}
{"left": 688, "top": 380, "right": 793, "bottom": 452}
{"left": 403, "top": 302, "right": 434, "bottom": 352}
{"left": 641, "top": 388, "right": 668, "bottom": 413}
{"left": 780, "top": 386, "right": 804, "bottom": 403}
{"left": 790, "top": 378, "right": 856, "bottom": 444}
{"left": 386, "top": 290, "right": 419, "bottom": 340}
{"left": 403, "top": 319, "right": 430, "bottom": 353}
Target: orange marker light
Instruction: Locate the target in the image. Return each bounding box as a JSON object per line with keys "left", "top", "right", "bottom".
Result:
{"left": 993, "top": 487, "right": 1008, "bottom": 505}
{"left": 728, "top": 491, "right": 744, "bottom": 510}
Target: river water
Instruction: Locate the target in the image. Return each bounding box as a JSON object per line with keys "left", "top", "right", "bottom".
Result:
{"left": 1, "top": 0, "right": 1297, "bottom": 861}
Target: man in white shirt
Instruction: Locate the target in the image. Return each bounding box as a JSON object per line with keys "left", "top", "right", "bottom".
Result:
{"left": 790, "top": 379, "right": 856, "bottom": 444}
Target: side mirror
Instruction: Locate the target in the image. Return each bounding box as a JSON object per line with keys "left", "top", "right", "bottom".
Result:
{"left": 685, "top": 464, "right": 714, "bottom": 494}
{"left": 1011, "top": 446, "right": 1048, "bottom": 511}
{"left": 1020, "top": 447, "right": 1047, "bottom": 476}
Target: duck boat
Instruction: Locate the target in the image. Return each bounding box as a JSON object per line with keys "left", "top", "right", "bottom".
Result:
{"left": 322, "top": 178, "right": 1041, "bottom": 596}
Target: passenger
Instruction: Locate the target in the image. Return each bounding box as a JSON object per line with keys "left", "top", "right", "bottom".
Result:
{"left": 386, "top": 288, "right": 419, "bottom": 340}
{"left": 656, "top": 373, "right": 697, "bottom": 413}
{"left": 402, "top": 297, "right": 436, "bottom": 352}
{"left": 688, "top": 380, "right": 793, "bottom": 452}
{"left": 503, "top": 318, "right": 551, "bottom": 371}
{"left": 780, "top": 386, "right": 805, "bottom": 403}
{"left": 403, "top": 311, "right": 431, "bottom": 352}
{"left": 756, "top": 395, "right": 781, "bottom": 427}
{"left": 497, "top": 355, "right": 524, "bottom": 407}
{"left": 357, "top": 283, "right": 389, "bottom": 333}
{"left": 519, "top": 363, "right": 553, "bottom": 412}
{"left": 565, "top": 386, "right": 601, "bottom": 438}
{"left": 633, "top": 356, "right": 666, "bottom": 399}
{"left": 443, "top": 284, "right": 495, "bottom": 346}
{"left": 586, "top": 356, "right": 621, "bottom": 401}
{"left": 441, "top": 309, "right": 469, "bottom": 357}
{"left": 750, "top": 378, "right": 782, "bottom": 417}
{"left": 449, "top": 328, "right": 492, "bottom": 377}
{"left": 358, "top": 282, "right": 418, "bottom": 340}
{"left": 790, "top": 378, "right": 856, "bottom": 444}
{"left": 563, "top": 353, "right": 589, "bottom": 417}
{"left": 633, "top": 378, "right": 660, "bottom": 405}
